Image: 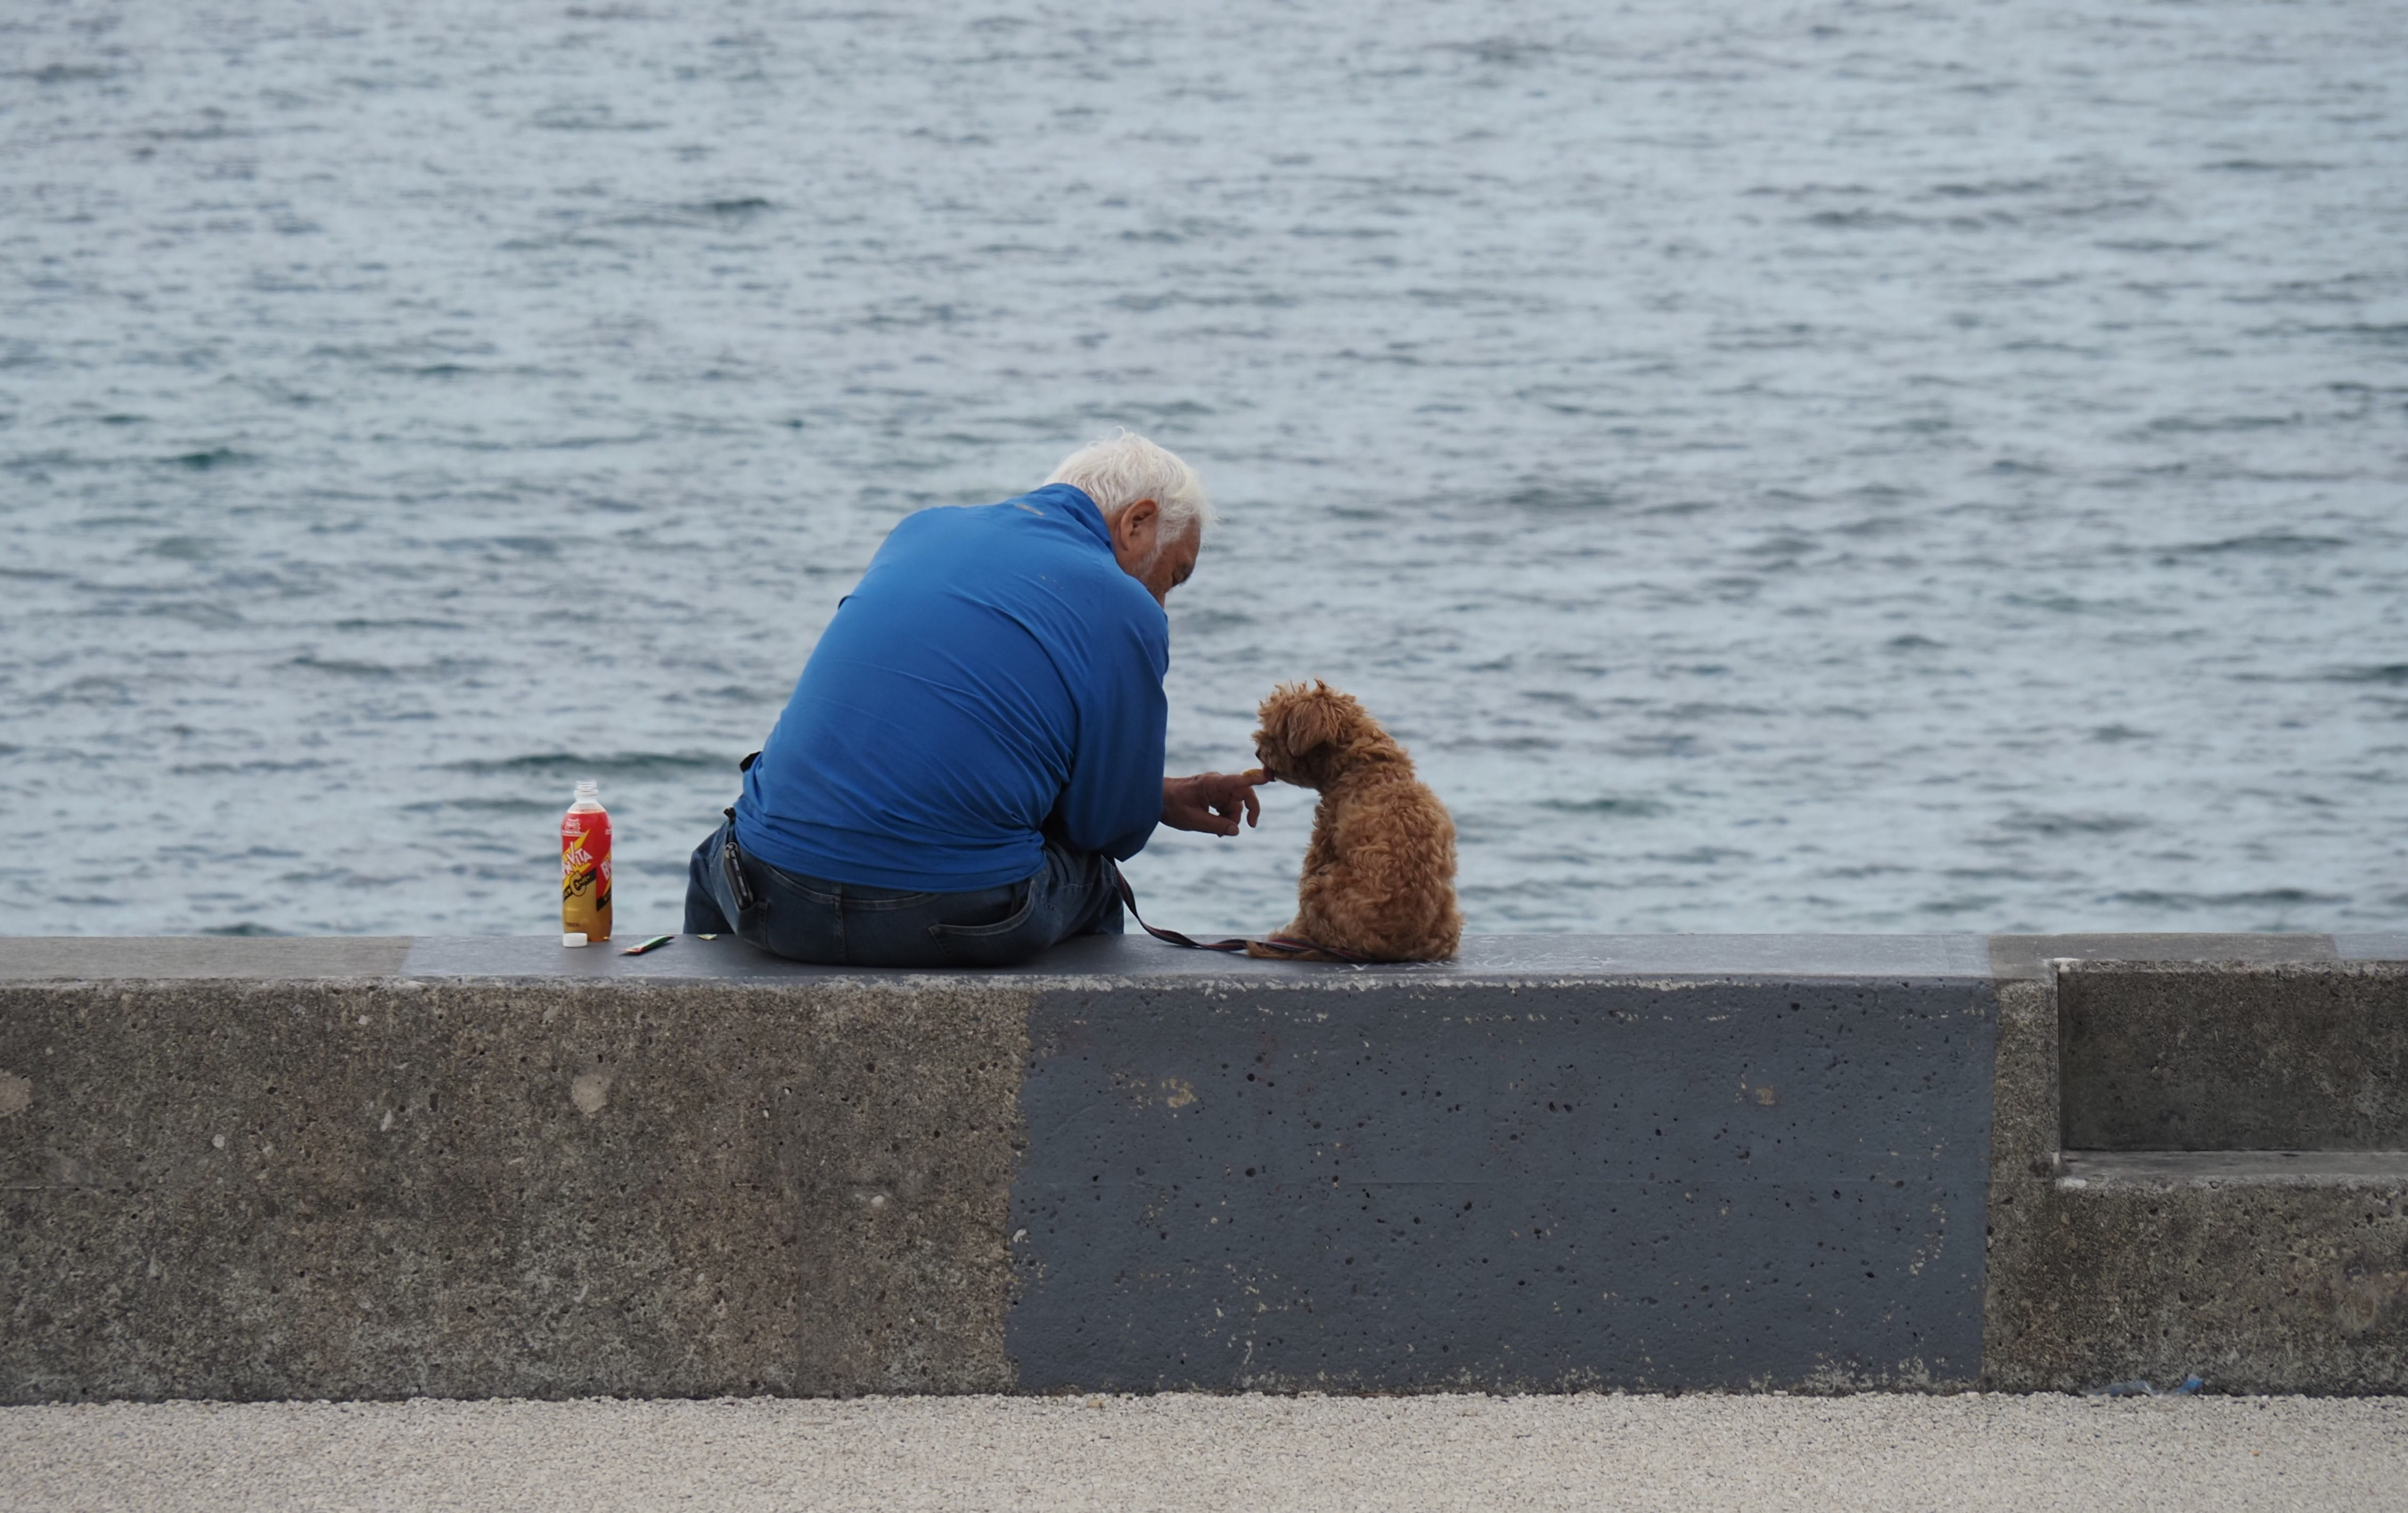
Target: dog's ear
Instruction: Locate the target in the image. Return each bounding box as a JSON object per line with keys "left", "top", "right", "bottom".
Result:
{"left": 1267, "top": 680, "right": 1346, "bottom": 756}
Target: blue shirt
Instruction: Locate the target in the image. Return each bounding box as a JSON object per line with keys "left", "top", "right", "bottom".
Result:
{"left": 734, "top": 485, "right": 1169, "bottom": 892}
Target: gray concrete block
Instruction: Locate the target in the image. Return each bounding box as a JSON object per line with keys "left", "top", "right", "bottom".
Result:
{"left": 1986, "top": 1166, "right": 2408, "bottom": 1394}
{"left": 0, "top": 978, "right": 1028, "bottom": 1403}
{"left": 2059, "top": 961, "right": 2408, "bottom": 1151}
{"left": 9, "top": 937, "right": 2407, "bottom": 1401}
{"left": 1984, "top": 961, "right": 2408, "bottom": 1394}
{"left": 1006, "top": 976, "right": 1999, "bottom": 1393}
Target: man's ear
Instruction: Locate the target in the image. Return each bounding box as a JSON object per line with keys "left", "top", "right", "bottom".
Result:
{"left": 1114, "top": 497, "right": 1160, "bottom": 547}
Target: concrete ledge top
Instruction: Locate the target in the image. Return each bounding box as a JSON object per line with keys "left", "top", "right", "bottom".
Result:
{"left": 0, "top": 929, "right": 2395, "bottom": 984}
{"left": 0, "top": 935, "right": 414, "bottom": 981}
{"left": 2059, "top": 1150, "right": 2408, "bottom": 1188}
{"left": 400, "top": 931, "right": 2013, "bottom": 983}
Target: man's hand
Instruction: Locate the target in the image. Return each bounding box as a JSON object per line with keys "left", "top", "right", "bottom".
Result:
{"left": 1161, "top": 770, "right": 1267, "bottom": 837}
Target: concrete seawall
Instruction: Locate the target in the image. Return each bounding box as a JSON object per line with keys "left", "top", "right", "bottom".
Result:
{"left": 3, "top": 932, "right": 2403, "bottom": 1401}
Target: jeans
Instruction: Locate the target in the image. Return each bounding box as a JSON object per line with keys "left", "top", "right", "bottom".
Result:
{"left": 682, "top": 817, "right": 1124, "bottom": 969}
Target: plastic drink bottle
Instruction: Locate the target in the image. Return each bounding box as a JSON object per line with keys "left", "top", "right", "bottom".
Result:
{"left": 560, "top": 779, "right": 612, "bottom": 945}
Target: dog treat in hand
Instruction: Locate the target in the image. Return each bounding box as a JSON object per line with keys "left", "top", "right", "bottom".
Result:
{"left": 1249, "top": 680, "right": 1462, "bottom": 962}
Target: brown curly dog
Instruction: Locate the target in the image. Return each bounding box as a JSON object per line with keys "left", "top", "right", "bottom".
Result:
{"left": 1248, "top": 680, "right": 1462, "bottom": 962}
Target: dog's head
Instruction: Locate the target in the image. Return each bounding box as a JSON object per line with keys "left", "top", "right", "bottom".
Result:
{"left": 1252, "top": 680, "right": 1398, "bottom": 790}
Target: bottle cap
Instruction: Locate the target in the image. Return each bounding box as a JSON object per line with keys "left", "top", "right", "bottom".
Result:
{"left": 562, "top": 931, "right": 589, "bottom": 948}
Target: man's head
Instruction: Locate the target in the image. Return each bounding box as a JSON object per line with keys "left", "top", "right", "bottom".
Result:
{"left": 1045, "top": 431, "right": 1215, "bottom": 605}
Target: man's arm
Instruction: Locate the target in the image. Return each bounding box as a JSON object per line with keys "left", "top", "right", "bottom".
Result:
{"left": 1052, "top": 609, "right": 1173, "bottom": 858}
{"left": 1161, "top": 770, "right": 1265, "bottom": 836}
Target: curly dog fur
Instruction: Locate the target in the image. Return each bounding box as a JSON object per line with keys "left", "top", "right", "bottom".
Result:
{"left": 1248, "top": 680, "right": 1462, "bottom": 962}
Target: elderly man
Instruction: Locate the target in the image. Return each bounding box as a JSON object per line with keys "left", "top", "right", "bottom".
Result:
{"left": 684, "top": 433, "right": 1262, "bottom": 967}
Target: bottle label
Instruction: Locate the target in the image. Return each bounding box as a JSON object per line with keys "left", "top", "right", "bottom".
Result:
{"left": 561, "top": 811, "right": 613, "bottom": 940}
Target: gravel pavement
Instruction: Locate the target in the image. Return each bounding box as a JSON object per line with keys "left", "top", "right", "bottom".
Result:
{"left": 4, "top": 1393, "right": 2402, "bottom": 1511}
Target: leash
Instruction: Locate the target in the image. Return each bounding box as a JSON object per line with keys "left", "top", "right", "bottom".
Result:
{"left": 1109, "top": 864, "right": 1374, "bottom": 964}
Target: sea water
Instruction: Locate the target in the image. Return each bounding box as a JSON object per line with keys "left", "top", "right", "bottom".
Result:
{"left": 2, "top": 0, "right": 2403, "bottom": 937}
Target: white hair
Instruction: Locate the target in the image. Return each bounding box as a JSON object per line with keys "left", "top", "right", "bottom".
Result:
{"left": 1043, "top": 431, "right": 1216, "bottom": 545}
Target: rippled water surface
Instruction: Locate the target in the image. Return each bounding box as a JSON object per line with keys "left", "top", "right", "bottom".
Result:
{"left": 4, "top": 1, "right": 2404, "bottom": 938}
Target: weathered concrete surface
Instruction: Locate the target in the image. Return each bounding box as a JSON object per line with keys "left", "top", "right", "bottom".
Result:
{"left": 1986, "top": 961, "right": 2408, "bottom": 1394}
{"left": 1009, "top": 976, "right": 1999, "bottom": 1393}
{"left": 1979, "top": 977, "right": 2060, "bottom": 1391}
{"left": 7, "top": 935, "right": 2408, "bottom": 1402}
{"left": 0, "top": 978, "right": 1028, "bottom": 1402}
{"left": 2059, "top": 960, "right": 2408, "bottom": 1150}
{"left": 1989, "top": 1165, "right": 2408, "bottom": 1395}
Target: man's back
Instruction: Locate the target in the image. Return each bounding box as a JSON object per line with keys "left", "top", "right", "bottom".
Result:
{"left": 733, "top": 484, "right": 1170, "bottom": 893}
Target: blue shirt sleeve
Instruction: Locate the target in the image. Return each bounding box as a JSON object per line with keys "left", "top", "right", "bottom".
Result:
{"left": 1052, "top": 607, "right": 1170, "bottom": 861}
